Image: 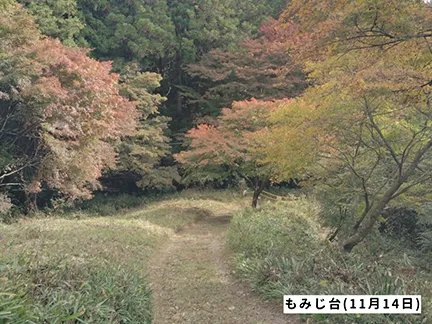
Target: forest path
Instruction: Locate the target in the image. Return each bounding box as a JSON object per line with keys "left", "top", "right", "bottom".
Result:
{"left": 148, "top": 206, "right": 296, "bottom": 324}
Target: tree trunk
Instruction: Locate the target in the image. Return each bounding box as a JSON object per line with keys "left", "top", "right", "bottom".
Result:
{"left": 175, "top": 52, "right": 182, "bottom": 115}
{"left": 252, "top": 190, "right": 260, "bottom": 208}
{"left": 176, "top": 88, "right": 182, "bottom": 115}
{"left": 251, "top": 178, "right": 269, "bottom": 208}
{"left": 343, "top": 173, "right": 402, "bottom": 252}
{"left": 24, "top": 193, "right": 37, "bottom": 214}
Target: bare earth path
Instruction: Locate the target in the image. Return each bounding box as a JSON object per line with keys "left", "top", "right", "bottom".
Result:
{"left": 149, "top": 207, "right": 297, "bottom": 324}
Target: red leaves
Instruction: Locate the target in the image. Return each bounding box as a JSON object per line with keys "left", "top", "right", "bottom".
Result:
{"left": 31, "top": 38, "right": 138, "bottom": 141}
{"left": 187, "top": 18, "right": 305, "bottom": 110}
{"left": 175, "top": 99, "right": 291, "bottom": 180}
{"left": 0, "top": 5, "right": 140, "bottom": 200}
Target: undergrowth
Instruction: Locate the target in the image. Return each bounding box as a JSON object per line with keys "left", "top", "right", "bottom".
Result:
{"left": 228, "top": 199, "right": 432, "bottom": 323}
{"left": 0, "top": 256, "right": 151, "bottom": 323}
{"left": 0, "top": 189, "right": 243, "bottom": 322}
{"left": 52, "top": 188, "right": 244, "bottom": 219}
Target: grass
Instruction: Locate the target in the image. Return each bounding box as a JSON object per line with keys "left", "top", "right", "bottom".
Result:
{"left": 0, "top": 257, "right": 152, "bottom": 323}
{"left": 61, "top": 188, "right": 246, "bottom": 218}
{"left": 9, "top": 187, "right": 428, "bottom": 323}
{"left": 0, "top": 189, "right": 244, "bottom": 323}
{"left": 228, "top": 198, "right": 432, "bottom": 323}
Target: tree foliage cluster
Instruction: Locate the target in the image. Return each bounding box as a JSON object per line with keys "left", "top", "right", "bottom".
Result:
{"left": 0, "top": 0, "right": 172, "bottom": 210}
{"left": 1, "top": 0, "right": 289, "bottom": 211}
{"left": 175, "top": 99, "right": 294, "bottom": 207}
{"left": 266, "top": 0, "right": 432, "bottom": 251}
{"left": 177, "top": 0, "right": 432, "bottom": 251}
{"left": 18, "top": 0, "right": 289, "bottom": 132}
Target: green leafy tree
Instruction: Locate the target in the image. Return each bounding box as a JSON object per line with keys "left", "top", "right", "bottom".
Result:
{"left": 107, "top": 64, "right": 180, "bottom": 191}
{"left": 75, "top": 0, "right": 287, "bottom": 133}
{"left": 17, "top": 0, "right": 85, "bottom": 46}
{"left": 77, "top": 0, "right": 176, "bottom": 68}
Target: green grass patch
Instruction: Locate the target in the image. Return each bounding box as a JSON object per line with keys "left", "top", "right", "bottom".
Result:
{"left": 60, "top": 188, "right": 245, "bottom": 218}
{"left": 0, "top": 256, "right": 151, "bottom": 323}
{"left": 0, "top": 217, "right": 164, "bottom": 323}
{"left": 0, "top": 190, "right": 243, "bottom": 323}
{"left": 228, "top": 199, "right": 432, "bottom": 323}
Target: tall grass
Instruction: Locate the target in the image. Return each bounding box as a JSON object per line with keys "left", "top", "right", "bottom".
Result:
{"left": 0, "top": 256, "right": 152, "bottom": 323}
{"left": 228, "top": 199, "right": 432, "bottom": 323}
{"left": 56, "top": 188, "right": 245, "bottom": 219}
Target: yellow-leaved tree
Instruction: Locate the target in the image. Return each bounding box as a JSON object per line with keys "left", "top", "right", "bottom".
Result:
{"left": 266, "top": 0, "right": 432, "bottom": 252}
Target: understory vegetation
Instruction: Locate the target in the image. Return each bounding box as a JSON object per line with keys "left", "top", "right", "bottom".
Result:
{"left": 228, "top": 198, "right": 432, "bottom": 323}
{"left": 0, "top": 190, "right": 242, "bottom": 323}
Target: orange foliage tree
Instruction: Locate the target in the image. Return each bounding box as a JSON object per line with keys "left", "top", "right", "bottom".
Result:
{"left": 0, "top": 1, "right": 138, "bottom": 207}
{"left": 175, "top": 98, "right": 297, "bottom": 207}
{"left": 186, "top": 18, "right": 306, "bottom": 119}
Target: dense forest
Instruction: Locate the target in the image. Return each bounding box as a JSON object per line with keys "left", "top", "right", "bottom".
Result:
{"left": 1, "top": 0, "right": 432, "bottom": 323}
{"left": 0, "top": 0, "right": 296, "bottom": 202}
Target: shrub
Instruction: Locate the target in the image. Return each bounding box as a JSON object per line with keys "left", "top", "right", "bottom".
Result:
{"left": 379, "top": 207, "right": 419, "bottom": 243}
{"left": 66, "top": 193, "right": 149, "bottom": 217}
{"left": 0, "top": 194, "right": 12, "bottom": 214}
{"left": 228, "top": 199, "right": 432, "bottom": 323}
{"left": 0, "top": 193, "right": 12, "bottom": 220}
{"left": 417, "top": 203, "right": 432, "bottom": 252}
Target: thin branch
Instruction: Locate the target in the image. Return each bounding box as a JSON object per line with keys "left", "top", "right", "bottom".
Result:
{"left": 391, "top": 175, "right": 432, "bottom": 200}
{"left": 0, "top": 163, "right": 31, "bottom": 180}
{"left": 364, "top": 97, "right": 402, "bottom": 170}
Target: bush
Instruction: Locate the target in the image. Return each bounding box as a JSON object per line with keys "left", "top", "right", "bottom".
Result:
{"left": 0, "top": 193, "right": 15, "bottom": 223}
{"left": 0, "top": 194, "right": 12, "bottom": 214}
{"left": 228, "top": 199, "right": 432, "bottom": 323}
{"left": 417, "top": 203, "right": 432, "bottom": 252}
{"left": 66, "top": 193, "right": 149, "bottom": 217}
{"left": 0, "top": 255, "right": 152, "bottom": 323}
{"left": 379, "top": 207, "right": 419, "bottom": 244}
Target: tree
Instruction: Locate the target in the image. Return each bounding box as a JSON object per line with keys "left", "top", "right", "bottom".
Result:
{"left": 76, "top": 0, "right": 176, "bottom": 69}
{"left": 75, "top": 0, "right": 288, "bottom": 135}
{"left": 17, "top": 0, "right": 85, "bottom": 47}
{"left": 107, "top": 64, "right": 180, "bottom": 191}
{"left": 0, "top": 1, "right": 138, "bottom": 208}
{"left": 175, "top": 99, "right": 295, "bottom": 207}
{"left": 270, "top": 0, "right": 432, "bottom": 251}
{"left": 187, "top": 18, "right": 306, "bottom": 119}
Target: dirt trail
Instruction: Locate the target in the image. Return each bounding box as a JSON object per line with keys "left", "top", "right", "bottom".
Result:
{"left": 149, "top": 208, "right": 297, "bottom": 324}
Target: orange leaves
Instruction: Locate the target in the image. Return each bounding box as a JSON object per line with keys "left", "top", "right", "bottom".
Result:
{"left": 176, "top": 124, "right": 231, "bottom": 166}
{"left": 0, "top": 2, "right": 141, "bottom": 200}
{"left": 31, "top": 38, "right": 138, "bottom": 141}
{"left": 282, "top": 0, "right": 432, "bottom": 66}
{"left": 175, "top": 98, "right": 293, "bottom": 182}
{"left": 187, "top": 18, "right": 305, "bottom": 110}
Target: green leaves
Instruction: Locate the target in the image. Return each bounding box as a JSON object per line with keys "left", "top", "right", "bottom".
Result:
{"left": 18, "top": 0, "right": 85, "bottom": 47}
{"left": 110, "top": 66, "right": 178, "bottom": 191}
{"left": 77, "top": 0, "right": 175, "bottom": 65}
